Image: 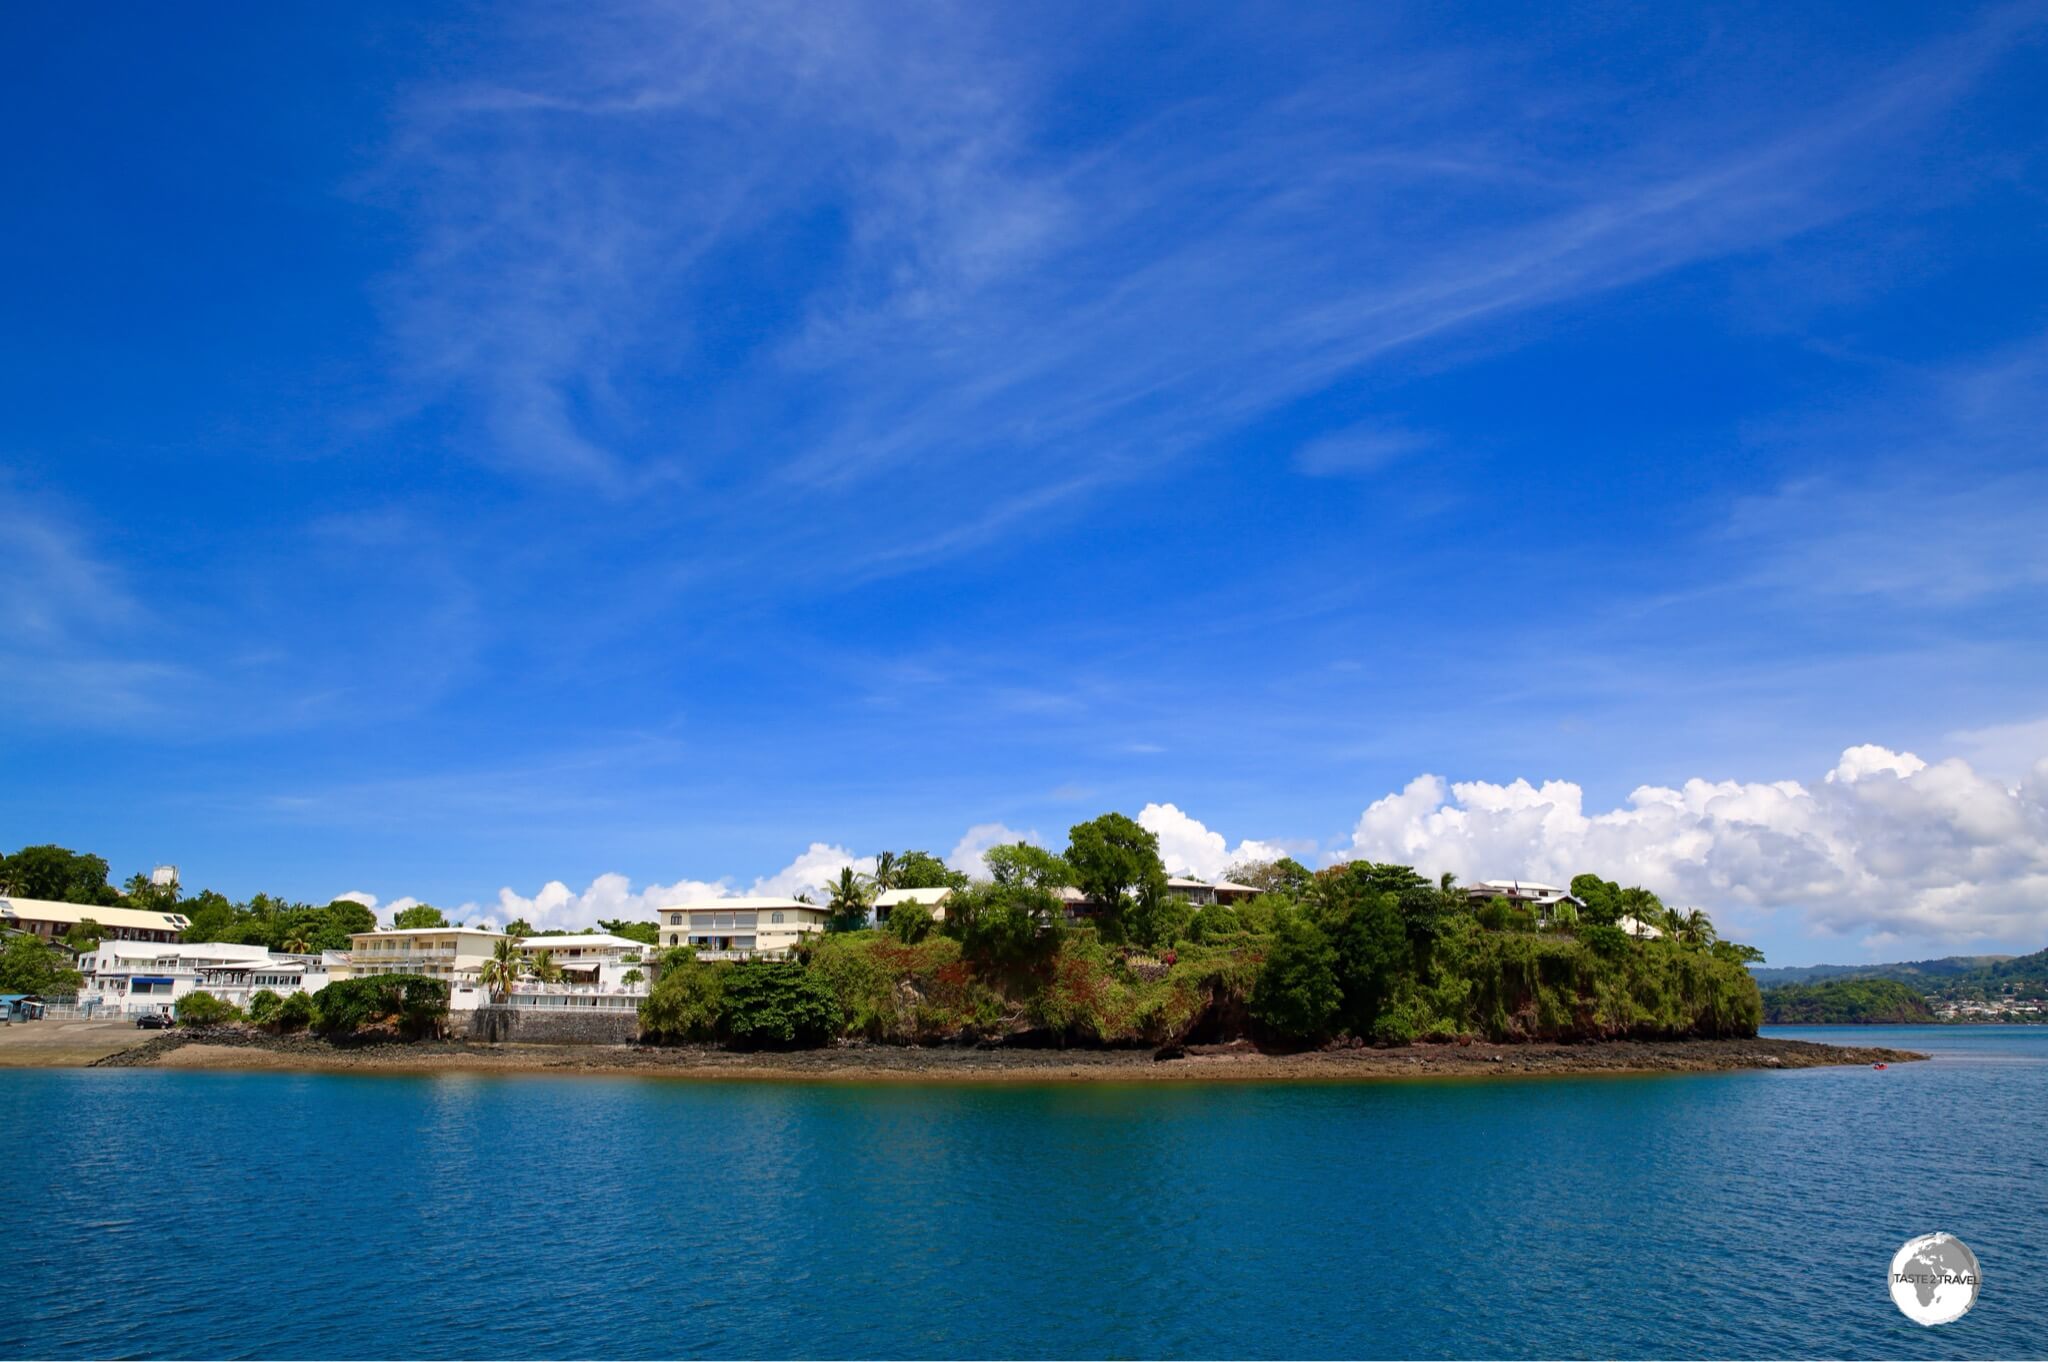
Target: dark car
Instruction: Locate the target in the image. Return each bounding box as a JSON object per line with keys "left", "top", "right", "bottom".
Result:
{"left": 134, "top": 1011, "right": 175, "bottom": 1030}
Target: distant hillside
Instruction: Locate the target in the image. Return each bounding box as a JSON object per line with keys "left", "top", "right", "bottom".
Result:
{"left": 1761, "top": 978, "right": 1937, "bottom": 1025}
{"left": 1750, "top": 955, "right": 2013, "bottom": 988}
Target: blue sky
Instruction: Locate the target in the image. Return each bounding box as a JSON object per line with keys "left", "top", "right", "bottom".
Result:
{"left": 5, "top": 2, "right": 2047, "bottom": 962}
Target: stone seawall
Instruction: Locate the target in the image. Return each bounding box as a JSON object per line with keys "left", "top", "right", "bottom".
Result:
{"left": 463, "top": 1007, "right": 642, "bottom": 1045}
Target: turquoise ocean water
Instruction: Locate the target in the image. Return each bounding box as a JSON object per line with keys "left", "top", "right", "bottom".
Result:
{"left": 1, "top": 1026, "right": 2042, "bottom": 1358}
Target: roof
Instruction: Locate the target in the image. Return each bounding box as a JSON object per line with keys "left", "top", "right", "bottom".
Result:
{"left": 1165, "top": 876, "right": 1210, "bottom": 889}
{"left": 873, "top": 888, "right": 953, "bottom": 907}
{"left": 350, "top": 926, "right": 507, "bottom": 941}
{"left": 1212, "top": 880, "right": 1259, "bottom": 894}
{"left": 0, "top": 896, "right": 190, "bottom": 933}
{"left": 1468, "top": 880, "right": 1571, "bottom": 896}
{"left": 659, "top": 897, "right": 822, "bottom": 912}
{"left": 516, "top": 934, "right": 645, "bottom": 950}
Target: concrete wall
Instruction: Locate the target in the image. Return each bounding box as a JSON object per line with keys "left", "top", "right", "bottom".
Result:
{"left": 463, "top": 1005, "right": 641, "bottom": 1045}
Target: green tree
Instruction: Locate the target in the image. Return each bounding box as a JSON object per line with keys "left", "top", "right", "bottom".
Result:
{"left": 721, "top": 962, "right": 843, "bottom": 1047}
{"left": 888, "top": 901, "right": 937, "bottom": 944}
{"left": 1222, "top": 857, "right": 1314, "bottom": 899}
{"left": 821, "top": 867, "right": 876, "bottom": 933}
{"left": 597, "top": 918, "right": 659, "bottom": 946}
{"left": 892, "top": 850, "right": 969, "bottom": 891}
{"left": 1250, "top": 913, "right": 1341, "bottom": 1043}
{"left": 944, "top": 882, "right": 1061, "bottom": 967}
{"left": 479, "top": 937, "right": 525, "bottom": 1003}
{"left": 1126, "top": 878, "right": 1194, "bottom": 950}
{"left": 639, "top": 950, "right": 728, "bottom": 1040}
{"left": 175, "top": 991, "right": 242, "bottom": 1026}
{"left": 0, "top": 934, "right": 83, "bottom": 995}
{"left": 393, "top": 904, "right": 449, "bottom": 930}
{"left": 1064, "top": 813, "right": 1166, "bottom": 942}
{"left": 1314, "top": 872, "right": 1409, "bottom": 1031}
{"left": 621, "top": 967, "right": 645, "bottom": 989}
{"left": 870, "top": 851, "right": 900, "bottom": 892}
{"left": 0, "top": 845, "right": 119, "bottom": 904}
{"left": 528, "top": 948, "right": 564, "bottom": 985}
{"left": 504, "top": 917, "right": 535, "bottom": 939}
{"left": 247, "top": 989, "right": 284, "bottom": 1025}
{"left": 63, "top": 918, "right": 105, "bottom": 953}
{"left": 1571, "top": 874, "right": 1621, "bottom": 926}
{"left": 984, "top": 842, "right": 1072, "bottom": 890}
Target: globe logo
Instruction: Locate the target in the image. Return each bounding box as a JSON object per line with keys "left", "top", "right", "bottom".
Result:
{"left": 1889, "top": 1233, "right": 1981, "bottom": 1326}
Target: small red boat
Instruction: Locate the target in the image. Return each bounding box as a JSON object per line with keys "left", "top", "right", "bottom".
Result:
{"left": 1872, "top": 1063, "right": 1888, "bottom": 1070}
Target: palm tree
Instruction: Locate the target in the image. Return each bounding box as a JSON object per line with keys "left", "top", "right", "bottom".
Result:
{"left": 1616, "top": 886, "right": 1662, "bottom": 935}
{"left": 479, "top": 937, "right": 524, "bottom": 1003}
{"left": 529, "top": 948, "right": 564, "bottom": 985}
{"left": 871, "top": 851, "right": 899, "bottom": 893}
{"left": 621, "top": 968, "right": 644, "bottom": 991}
{"left": 281, "top": 932, "right": 312, "bottom": 955}
{"left": 821, "top": 867, "right": 875, "bottom": 932}
{"left": 1675, "top": 909, "right": 1715, "bottom": 948}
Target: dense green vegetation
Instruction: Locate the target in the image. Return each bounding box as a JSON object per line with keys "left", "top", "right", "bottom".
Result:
{"left": 1760, "top": 977, "right": 1937, "bottom": 1024}
{"left": 1750, "top": 954, "right": 2015, "bottom": 988}
{"left": 308, "top": 976, "right": 450, "bottom": 1039}
{"left": 0, "top": 934, "right": 84, "bottom": 996}
{"left": 640, "top": 812, "right": 1764, "bottom": 1049}
{"left": 1751, "top": 947, "right": 2048, "bottom": 1012}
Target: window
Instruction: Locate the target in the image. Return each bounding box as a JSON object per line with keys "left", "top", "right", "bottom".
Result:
{"left": 670, "top": 913, "right": 682, "bottom": 925}
{"left": 771, "top": 912, "right": 784, "bottom": 924}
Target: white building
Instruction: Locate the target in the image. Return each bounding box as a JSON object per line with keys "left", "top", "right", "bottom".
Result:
{"left": 1164, "top": 876, "right": 1261, "bottom": 906}
{"left": 75, "top": 941, "right": 288, "bottom": 1016}
{"left": 515, "top": 933, "right": 650, "bottom": 994}
{"left": 655, "top": 898, "right": 829, "bottom": 960}
{"left": 347, "top": 927, "right": 508, "bottom": 1010}
{"left": 872, "top": 887, "right": 953, "bottom": 926}
{"left": 1462, "top": 880, "right": 1585, "bottom": 922}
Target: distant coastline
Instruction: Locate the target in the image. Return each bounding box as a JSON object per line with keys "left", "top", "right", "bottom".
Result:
{"left": 84, "top": 1031, "right": 1926, "bottom": 1083}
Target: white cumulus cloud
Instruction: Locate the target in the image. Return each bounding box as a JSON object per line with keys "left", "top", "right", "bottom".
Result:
{"left": 1138, "top": 802, "right": 1290, "bottom": 881}
{"left": 947, "top": 823, "right": 1040, "bottom": 880}
{"left": 1335, "top": 744, "right": 2048, "bottom": 947}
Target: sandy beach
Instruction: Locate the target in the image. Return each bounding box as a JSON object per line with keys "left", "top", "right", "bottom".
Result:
{"left": 73, "top": 1028, "right": 1928, "bottom": 1082}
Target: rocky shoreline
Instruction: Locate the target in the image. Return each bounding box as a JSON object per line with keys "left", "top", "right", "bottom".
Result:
{"left": 91, "top": 1030, "right": 1928, "bottom": 1082}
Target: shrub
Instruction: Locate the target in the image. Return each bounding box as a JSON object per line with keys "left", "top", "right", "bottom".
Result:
{"left": 246, "top": 989, "right": 283, "bottom": 1024}
{"left": 888, "top": 901, "right": 936, "bottom": 945}
{"left": 806, "top": 934, "right": 997, "bottom": 1042}
{"left": 274, "top": 991, "right": 315, "bottom": 1031}
{"left": 1370, "top": 1011, "right": 1417, "bottom": 1046}
{"left": 311, "top": 975, "right": 449, "bottom": 1039}
{"left": 1505, "top": 907, "right": 1537, "bottom": 932}
{"left": 1250, "top": 914, "right": 1341, "bottom": 1043}
{"left": 1476, "top": 898, "right": 1511, "bottom": 931}
{"left": 722, "top": 962, "right": 844, "bottom": 1048}
{"left": 175, "top": 991, "right": 243, "bottom": 1027}
{"left": 638, "top": 952, "right": 728, "bottom": 1042}
{"left": 1578, "top": 924, "right": 1632, "bottom": 959}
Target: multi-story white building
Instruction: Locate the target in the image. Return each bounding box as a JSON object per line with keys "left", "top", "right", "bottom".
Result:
{"left": 515, "top": 933, "right": 650, "bottom": 993}
{"left": 1462, "top": 880, "right": 1585, "bottom": 921}
{"left": 346, "top": 927, "right": 506, "bottom": 981}
{"left": 654, "top": 898, "right": 828, "bottom": 959}
{"left": 76, "top": 941, "right": 280, "bottom": 1016}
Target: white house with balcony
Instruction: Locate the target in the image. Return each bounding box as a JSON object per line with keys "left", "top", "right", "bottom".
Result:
{"left": 514, "top": 933, "right": 650, "bottom": 993}
{"left": 76, "top": 941, "right": 279, "bottom": 1016}
{"left": 655, "top": 898, "right": 828, "bottom": 959}
{"left": 1462, "top": 880, "right": 1585, "bottom": 922}
{"left": 347, "top": 927, "right": 506, "bottom": 1009}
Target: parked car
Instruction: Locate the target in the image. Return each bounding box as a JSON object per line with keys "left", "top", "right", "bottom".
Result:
{"left": 134, "top": 1010, "right": 174, "bottom": 1030}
